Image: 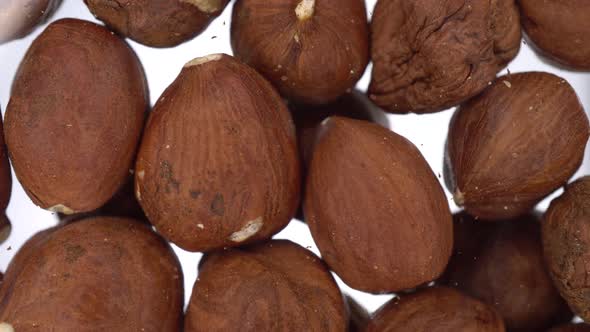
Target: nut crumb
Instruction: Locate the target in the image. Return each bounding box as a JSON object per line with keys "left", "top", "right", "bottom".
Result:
{"left": 295, "top": 0, "right": 315, "bottom": 21}
{"left": 503, "top": 80, "right": 512, "bottom": 88}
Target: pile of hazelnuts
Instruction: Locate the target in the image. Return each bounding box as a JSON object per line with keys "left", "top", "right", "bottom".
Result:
{"left": 0, "top": 0, "right": 589, "bottom": 331}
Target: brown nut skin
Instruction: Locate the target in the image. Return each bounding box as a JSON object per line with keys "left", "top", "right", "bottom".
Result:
{"left": 445, "top": 72, "right": 589, "bottom": 220}
{"left": 518, "top": 0, "right": 590, "bottom": 70}
{"left": 184, "top": 240, "right": 347, "bottom": 332}
{"left": 5, "top": 19, "right": 148, "bottom": 216}
{"left": 304, "top": 117, "right": 453, "bottom": 293}
{"left": 548, "top": 324, "right": 590, "bottom": 332}
{"left": 369, "top": 0, "right": 521, "bottom": 114}
{"left": 543, "top": 177, "right": 590, "bottom": 322}
{"left": 364, "top": 287, "right": 506, "bottom": 332}
{"left": 346, "top": 295, "right": 370, "bottom": 332}
{"left": 231, "top": 0, "right": 369, "bottom": 105}
{"left": 84, "top": 0, "right": 229, "bottom": 48}
{"left": 135, "top": 54, "right": 300, "bottom": 252}
{"left": 442, "top": 212, "right": 572, "bottom": 331}
{"left": 0, "top": 217, "right": 184, "bottom": 331}
{"left": 0, "top": 0, "right": 61, "bottom": 44}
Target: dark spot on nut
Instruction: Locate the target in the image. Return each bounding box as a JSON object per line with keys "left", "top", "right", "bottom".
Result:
{"left": 211, "top": 194, "right": 225, "bottom": 216}
{"left": 189, "top": 190, "right": 201, "bottom": 199}
{"left": 64, "top": 244, "right": 87, "bottom": 263}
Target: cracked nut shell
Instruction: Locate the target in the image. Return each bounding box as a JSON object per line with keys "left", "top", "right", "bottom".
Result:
{"left": 369, "top": 0, "right": 521, "bottom": 114}
{"left": 304, "top": 117, "right": 453, "bottom": 293}
{"left": 518, "top": 0, "right": 590, "bottom": 70}
{"left": 0, "top": 217, "right": 183, "bottom": 331}
{"left": 446, "top": 72, "right": 589, "bottom": 220}
{"left": 443, "top": 212, "right": 572, "bottom": 331}
{"left": 231, "top": 0, "right": 369, "bottom": 105}
{"left": 84, "top": 0, "right": 229, "bottom": 48}
{"left": 5, "top": 19, "right": 148, "bottom": 215}
{"left": 543, "top": 177, "right": 590, "bottom": 321}
{"left": 135, "top": 54, "right": 300, "bottom": 252}
{"left": 0, "top": 0, "right": 61, "bottom": 44}
{"left": 364, "top": 287, "right": 505, "bottom": 332}
{"left": 184, "top": 240, "right": 347, "bottom": 332}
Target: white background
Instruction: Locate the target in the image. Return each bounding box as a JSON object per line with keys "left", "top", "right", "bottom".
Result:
{"left": 1, "top": 0, "right": 589, "bottom": 313}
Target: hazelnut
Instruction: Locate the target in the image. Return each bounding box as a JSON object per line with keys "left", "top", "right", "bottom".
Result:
{"left": 446, "top": 72, "right": 589, "bottom": 220}
{"left": 442, "top": 212, "right": 572, "bottom": 331}
{"left": 549, "top": 324, "right": 590, "bottom": 332}
{"left": 84, "top": 0, "right": 229, "bottom": 48}
{"left": 135, "top": 54, "right": 300, "bottom": 252}
{"left": 0, "top": 217, "right": 184, "bottom": 331}
{"left": 231, "top": 0, "right": 369, "bottom": 105}
{"left": 5, "top": 19, "right": 148, "bottom": 215}
{"left": 304, "top": 117, "right": 453, "bottom": 293}
{"left": 364, "top": 287, "right": 505, "bottom": 331}
{"left": 184, "top": 240, "right": 348, "bottom": 331}
{"left": 518, "top": 0, "right": 590, "bottom": 70}
{"left": 543, "top": 176, "right": 590, "bottom": 321}
{"left": 0, "top": 0, "right": 61, "bottom": 44}
{"left": 369, "top": 0, "right": 521, "bottom": 114}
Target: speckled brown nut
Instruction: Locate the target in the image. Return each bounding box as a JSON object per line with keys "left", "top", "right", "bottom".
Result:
{"left": 304, "top": 117, "right": 453, "bottom": 293}
{"left": 443, "top": 212, "right": 572, "bottom": 331}
{"left": 518, "top": 0, "right": 590, "bottom": 70}
{"left": 446, "top": 72, "right": 589, "bottom": 220}
{"left": 5, "top": 19, "right": 148, "bottom": 216}
{"left": 0, "top": 114, "right": 11, "bottom": 245}
{"left": 184, "top": 240, "right": 347, "bottom": 332}
{"left": 231, "top": 0, "right": 369, "bottom": 105}
{"left": 135, "top": 54, "right": 300, "bottom": 252}
{"left": 369, "top": 0, "right": 521, "bottom": 114}
{"left": 543, "top": 177, "right": 590, "bottom": 321}
{"left": 549, "top": 324, "right": 590, "bottom": 332}
{"left": 84, "top": 0, "right": 229, "bottom": 48}
{"left": 364, "top": 287, "right": 505, "bottom": 332}
{"left": 346, "top": 295, "right": 369, "bottom": 332}
{"left": 0, "top": 0, "right": 61, "bottom": 44}
{"left": 0, "top": 217, "right": 183, "bottom": 331}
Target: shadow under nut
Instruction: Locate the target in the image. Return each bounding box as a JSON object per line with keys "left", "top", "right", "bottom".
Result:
{"left": 84, "top": 0, "right": 229, "bottom": 48}
{"left": 5, "top": 18, "right": 148, "bottom": 215}
{"left": 369, "top": 0, "right": 521, "bottom": 114}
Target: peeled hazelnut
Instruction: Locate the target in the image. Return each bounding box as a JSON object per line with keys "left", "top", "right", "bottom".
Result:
{"left": 543, "top": 176, "right": 590, "bottom": 321}
{"left": 84, "top": 0, "right": 229, "bottom": 48}
{"left": 345, "top": 295, "right": 369, "bottom": 332}
{"left": 136, "top": 54, "right": 300, "bottom": 252}
{"left": 0, "top": 217, "right": 184, "bottom": 331}
{"left": 184, "top": 240, "right": 347, "bottom": 331}
{"left": 369, "top": 0, "right": 521, "bottom": 114}
{"left": 304, "top": 117, "right": 453, "bottom": 293}
{"left": 231, "top": 0, "right": 369, "bottom": 105}
{"left": 442, "top": 212, "right": 572, "bottom": 331}
{"left": 446, "top": 72, "right": 589, "bottom": 220}
{"left": 364, "top": 287, "right": 505, "bottom": 332}
{"left": 518, "top": 0, "right": 590, "bottom": 70}
{"left": 549, "top": 324, "right": 590, "bottom": 332}
{"left": 0, "top": 0, "right": 61, "bottom": 44}
{"left": 5, "top": 19, "right": 148, "bottom": 215}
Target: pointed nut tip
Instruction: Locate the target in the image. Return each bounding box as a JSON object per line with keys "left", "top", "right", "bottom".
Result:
{"left": 184, "top": 54, "right": 224, "bottom": 68}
